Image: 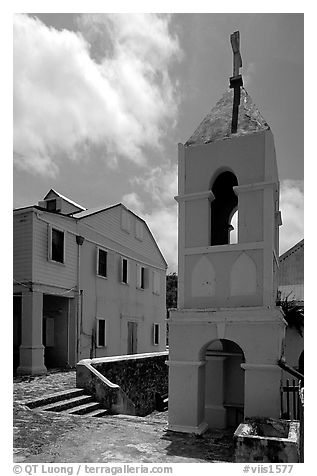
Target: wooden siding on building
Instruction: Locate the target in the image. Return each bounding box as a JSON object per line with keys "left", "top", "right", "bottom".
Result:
{"left": 279, "top": 240, "right": 304, "bottom": 286}
{"left": 32, "top": 211, "right": 78, "bottom": 289}
{"left": 79, "top": 205, "right": 166, "bottom": 270}
{"left": 13, "top": 210, "right": 34, "bottom": 282}
{"left": 58, "top": 199, "right": 83, "bottom": 215}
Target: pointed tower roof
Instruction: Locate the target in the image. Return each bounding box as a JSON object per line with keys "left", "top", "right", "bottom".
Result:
{"left": 185, "top": 87, "right": 270, "bottom": 146}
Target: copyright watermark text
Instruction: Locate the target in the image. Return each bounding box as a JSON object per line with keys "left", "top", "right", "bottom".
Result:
{"left": 242, "top": 465, "right": 294, "bottom": 474}
{"left": 13, "top": 464, "right": 173, "bottom": 475}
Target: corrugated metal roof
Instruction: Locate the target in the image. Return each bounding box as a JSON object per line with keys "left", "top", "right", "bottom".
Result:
{"left": 279, "top": 239, "right": 304, "bottom": 262}
{"left": 185, "top": 87, "right": 270, "bottom": 146}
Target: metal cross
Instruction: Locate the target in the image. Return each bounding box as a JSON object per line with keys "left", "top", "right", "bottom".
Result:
{"left": 231, "top": 31, "right": 242, "bottom": 77}
{"left": 229, "top": 31, "right": 243, "bottom": 134}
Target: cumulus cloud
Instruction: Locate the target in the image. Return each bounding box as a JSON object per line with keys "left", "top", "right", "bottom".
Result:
{"left": 13, "top": 13, "right": 180, "bottom": 176}
{"left": 243, "top": 62, "right": 256, "bottom": 87}
{"left": 131, "top": 164, "right": 178, "bottom": 206}
{"left": 122, "top": 192, "right": 145, "bottom": 214}
{"left": 279, "top": 180, "right": 304, "bottom": 254}
{"left": 144, "top": 207, "right": 178, "bottom": 271}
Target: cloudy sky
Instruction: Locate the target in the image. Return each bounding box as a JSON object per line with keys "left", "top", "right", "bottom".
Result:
{"left": 13, "top": 12, "right": 304, "bottom": 272}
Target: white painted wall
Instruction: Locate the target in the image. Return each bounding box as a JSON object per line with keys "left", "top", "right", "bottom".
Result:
{"left": 79, "top": 234, "right": 166, "bottom": 359}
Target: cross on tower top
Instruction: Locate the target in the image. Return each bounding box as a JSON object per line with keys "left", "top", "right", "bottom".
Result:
{"left": 230, "top": 31, "right": 242, "bottom": 77}
{"left": 229, "top": 31, "right": 243, "bottom": 134}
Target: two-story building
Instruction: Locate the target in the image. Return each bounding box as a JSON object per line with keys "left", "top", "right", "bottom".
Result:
{"left": 13, "top": 189, "right": 167, "bottom": 375}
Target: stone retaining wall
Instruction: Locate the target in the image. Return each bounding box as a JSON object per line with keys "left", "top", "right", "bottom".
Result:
{"left": 77, "top": 351, "right": 168, "bottom": 416}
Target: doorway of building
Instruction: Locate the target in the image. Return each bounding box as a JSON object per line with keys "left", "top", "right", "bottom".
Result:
{"left": 203, "top": 338, "right": 245, "bottom": 429}
{"left": 127, "top": 321, "right": 138, "bottom": 354}
{"left": 43, "top": 294, "right": 69, "bottom": 369}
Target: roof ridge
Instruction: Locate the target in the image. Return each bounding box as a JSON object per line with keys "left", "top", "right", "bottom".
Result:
{"left": 279, "top": 239, "right": 304, "bottom": 261}
{"left": 44, "top": 188, "right": 86, "bottom": 211}
{"left": 71, "top": 203, "right": 168, "bottom": 268}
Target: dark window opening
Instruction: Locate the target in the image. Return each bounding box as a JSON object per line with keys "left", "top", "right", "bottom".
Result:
{"left": 153, "top": 323, "right": 160, "bottom": 345}
{"left": 97, "top": 319, "right": 106, "bottom": 347}
{"left": 51, "top": 228, "right": 64, "bottom": 263}
{"left": 210, "top": 171, "right": 238, "bottom": 246}
{"left": 140, "top": 267, "right": 145, "bottom": 289}
{"left": 127, "top": 321, "right": 137, "bottom": 354}
{"left": 122, "top": 258, "right": 128, "bottom": 284}
{"left": 98, "top": 249, "right": 108, "bottom": 277}
{"left": 47, "top": 199, "right": 57, "bottom": 211}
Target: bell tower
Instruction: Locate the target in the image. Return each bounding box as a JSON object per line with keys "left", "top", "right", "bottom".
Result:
{"left": 168, "top": 32, "right": 286, "bottom": 434}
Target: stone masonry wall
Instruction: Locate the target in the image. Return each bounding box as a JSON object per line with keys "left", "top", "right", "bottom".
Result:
{"left": 234, "top": 420, "right": 300, "bottom": 463}
{"left": 90, "top": 352, "right": 168, "bottom": 416}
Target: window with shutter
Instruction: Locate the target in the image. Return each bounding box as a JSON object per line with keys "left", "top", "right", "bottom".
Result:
{"left": 49, "top": 227, "right": 65, "bottom": 263}
{"left": 153, "top": 323, "right": 160, "bottom": 345}
{"left": 122, "top": 258, "right": 129, "bottom": 284}
{"left": 121, "top": 209, "right": 131, "bottom": 233}
{"left": 97, "top": 319, "right": 106, "bottom": 347}
{"left": 135, "top": 220, "right": 144, "bottom": 240}
{"left": 153, "top": 271, "right": 160, "bottom": 295}
{"left": 97, "top": 248, "right": 108, "bottom": 278}
{"left": 137, "top": 265, "right": 147, "bottom": 289}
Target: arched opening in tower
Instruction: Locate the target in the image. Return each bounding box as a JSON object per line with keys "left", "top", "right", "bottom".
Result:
{"left": 210, "top": 171, "right": 238, "bottom": 246}
{"left": 202, "top": 338, "right": 245, "bottom": 429}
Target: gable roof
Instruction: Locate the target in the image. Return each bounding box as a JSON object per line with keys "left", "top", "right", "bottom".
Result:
{"left": 185, "top": 87, "right": 270, "bottom": 146}
{"left": 70, "top": 203, "right": 118, "bottom": 219}
{"left": 72, "top": 203, "right": 168, "bottom": 269}
{"left": 44, "top": 189, "right": 86, "bottom": 211}
{"left": 279, "top": 239, "right": 304, "bottom": 263}
{"left": 17, "top": 190, "right": 168, "bottom": 269}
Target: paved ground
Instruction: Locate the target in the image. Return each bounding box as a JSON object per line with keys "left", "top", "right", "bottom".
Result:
{"left": 13, "top": 370, "right": 234, "bottom": 463}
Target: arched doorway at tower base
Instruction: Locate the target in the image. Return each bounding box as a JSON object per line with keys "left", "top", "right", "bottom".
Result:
{"left": 203, "top": 339, "right": 245, "bottom": 429}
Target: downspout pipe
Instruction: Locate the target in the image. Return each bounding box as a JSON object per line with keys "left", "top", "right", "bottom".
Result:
{"left": 76, "top": 235, "right": 85, "bottom": 362}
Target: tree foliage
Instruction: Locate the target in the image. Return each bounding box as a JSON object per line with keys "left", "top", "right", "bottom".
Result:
{"left": 277, "top": 293, "right": 304, "bottom": 337}
{"left": 166, "top": 272, "right": 178, "bottom": 309}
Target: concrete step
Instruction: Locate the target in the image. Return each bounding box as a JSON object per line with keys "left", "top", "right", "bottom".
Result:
{"left": 86, "top": 408, "right": 109, "bottom": 417}
{"left": 21, "top": 387, "right": 109, "bottom": 418}
{"left": 37, "top": 394, "right": 94, "bottom": 412}
{"left": 65, "top": 401, "right": 102, "bottom": 415}
{"left": 22, "top": 388, "right": 87, "bottom": 409}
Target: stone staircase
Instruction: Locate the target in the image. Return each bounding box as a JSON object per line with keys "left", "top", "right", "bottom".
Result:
{"left": 21, "top": 388, "right": 109, "bottom": 418}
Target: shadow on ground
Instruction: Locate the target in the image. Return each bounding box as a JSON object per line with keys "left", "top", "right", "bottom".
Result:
{"left": 161, "top": 428, "right": 234, "bottom": 462}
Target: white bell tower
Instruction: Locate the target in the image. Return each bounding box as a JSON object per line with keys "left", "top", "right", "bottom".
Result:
{"left": 168, "top": 32, "right": 286, "bottom": 434}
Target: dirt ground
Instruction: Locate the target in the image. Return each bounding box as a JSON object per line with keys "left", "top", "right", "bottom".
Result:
{"left": 13, "top": 370, "right": 234, "bottom": 463}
